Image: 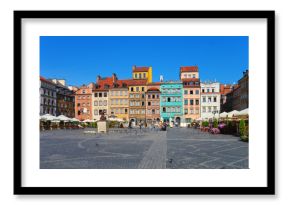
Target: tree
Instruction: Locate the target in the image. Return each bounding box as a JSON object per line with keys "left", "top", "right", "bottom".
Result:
{"left": 213, "top": 119, "right": 218, "bottom": 128}
{"left": 239, "top": 119, "right": 246, "bottom": 137}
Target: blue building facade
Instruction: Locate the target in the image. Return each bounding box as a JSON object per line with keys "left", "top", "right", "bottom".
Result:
{"left": 160, "top": 81, "right": 183, "bottom": 124}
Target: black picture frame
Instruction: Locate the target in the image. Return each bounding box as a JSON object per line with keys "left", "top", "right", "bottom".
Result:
{"left": 14, "top": 10, "right": 275, "bottom": 195}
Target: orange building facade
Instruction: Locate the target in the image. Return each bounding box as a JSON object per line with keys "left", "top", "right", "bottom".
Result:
{"left": 74, "top": 83, "right": 94, "bottom": 120}
{"left": 145, "top": 83, "right": 161, "bottom": 125}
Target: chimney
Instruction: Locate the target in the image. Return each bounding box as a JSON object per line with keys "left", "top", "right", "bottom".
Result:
{"left": 132, "top": 65, "right": 136, "bottom": 71}
{"left": 97, "top": 75, "right": 101, "bottom": 83}
{"left": 160, "top": 75, "right": 163, "bottom": 82}
{"left": 112, "top": 73, "right": 117, "bottom": 83}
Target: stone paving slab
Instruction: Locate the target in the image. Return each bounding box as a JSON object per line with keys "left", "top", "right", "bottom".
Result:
{"left": 40, "top": 127, "right": 248, "bottom": 169}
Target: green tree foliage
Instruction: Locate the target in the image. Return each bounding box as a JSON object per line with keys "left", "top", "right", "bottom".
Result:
{"left": 213, "top": 119, "right": 218, "bottom": 128}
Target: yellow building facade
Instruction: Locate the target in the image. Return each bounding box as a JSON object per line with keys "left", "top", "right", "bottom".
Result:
{"left": 132, "top": 65, "right": 152, "bottom": 83}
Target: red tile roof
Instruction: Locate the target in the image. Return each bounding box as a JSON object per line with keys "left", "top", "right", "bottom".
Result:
{"left": 180, "top": 66, "right": 198, "bottom": 72}
{"left": 126, "top": 79, "right": 147, "bottom": 86}
{"left": 181, "top": 78, "right": 200, "bottom": 82}
{"left": 40, "top": 76, "right": 55, "bottom": 85}
{"left": 133, "top": 66, "right": 150, "bottom": 72}
{"left": 147, "top": 87, "right": 160, "bottom": 92}
{"left": 147, "top": 82, "right": 161, "bottom": 85}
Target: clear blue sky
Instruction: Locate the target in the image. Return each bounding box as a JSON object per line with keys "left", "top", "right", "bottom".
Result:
{"left": 40, "top": 36, "right": 248, "bottom": 87}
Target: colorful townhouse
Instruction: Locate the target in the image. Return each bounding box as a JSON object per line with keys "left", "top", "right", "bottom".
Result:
{"left": 145, "top": 82, "right": 161, "bottom": 125}
{"left": 132, "top": 65, "right": 152, "bottom": 83}
{"left": 92, "top": 75, "right": 112, "bottom": 121}
{"left": 51, "top": 79, "right": 75, "bottom": 118}
{"left": 200, "top": 82, "right": 221, "bottom": 120}
{"left": 128, "top": 79, "right": 147, "bottom": 125}
{"left": 160, "top": 81, "right": 183, "bottom": 125}
{"left": 180, "top": 66, "right": 201, "bottom": 123}
{"left": 109, "top": 78, "right": 130, "bottom": 121}
{"left": 40, "top": 76, "right": 57, "bottom": 116}
{"left": 74, "top": 83, "right": 94, "bottom": 120}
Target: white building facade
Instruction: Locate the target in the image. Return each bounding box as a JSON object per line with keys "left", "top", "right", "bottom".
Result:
{"left": 92, "top": 90, "right": 109, "bottom": 121}
{"left": 200, "top": 82, "right": 221, "bottom": 120}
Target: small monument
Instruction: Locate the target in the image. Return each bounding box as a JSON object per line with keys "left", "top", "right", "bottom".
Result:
{"left": 97, "top": 110, "right": 108, "bottom": 133}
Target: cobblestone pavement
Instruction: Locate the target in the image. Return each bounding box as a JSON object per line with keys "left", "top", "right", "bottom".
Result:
{"left": 40, "top": 127, "right": 248, "bottom": 169}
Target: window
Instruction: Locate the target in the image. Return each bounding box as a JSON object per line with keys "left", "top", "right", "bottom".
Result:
{"left": 202, "top": 107, "right": 206, "bottom": 113}
{"left": 156, "top": 94, "right": 159, "bottom": 99}
{"left": 208, "top": 107, "right": 212, "bottom": 113}
{"left": 163, "top": 107, "right": 166, "bottom": 112}
{"left": 152, "top": 109, "right": 155, "bottom": 114}
{"left": 104, "top": 100, "right": 107, "bottom": 106}
{"left": 152, "top": 94, "right": 155, "bottom": 99}
{"left": 202, "top": 97, "right": 206, "bottom": 102}
{"left": 207, "top": 89, "right": 210, "bottom": 93}
{"left": 190, "top": 99, "right": 194, "bottom": 105}
{"left": 138, "top": 73, "right": 141, "bottom": 78}
{"left": 94, "top": 109, "right": 98, "bottom": 115}
{"left": 148, "top": 94, "right": 151, "bottom": 99}
{"left": 193, "top": 74, "right": 196, "bottom": 78}
{"left": 94, "top": 101, "right": 98, "bottom": 106}
{"left": 130, "top": 87, "right": 134, "bottom": 92}
{"left": 142, "top": 101, "right": 145, "bottom": 106}
{"left": 167, "top": 97, "right": 171, "bottom": 102}
{"left": 82, "top": 103, "right": 85, "bottom": 106}
{"left": 142, "top": 94, "right": 145, "bottom": 98}
{"left": 99, "top": 93, "right": 102, "bottom": 97}
{"left": 136, "top": 87, "right": 139, "bottom": 92}
{"left": 188, "top": 74, "right": 191, "bottom": 78}
{"left": 195, "top": 90, "right": 199, "bottom": 95}
{"left": 148, "top": 102, "right": 151, "bottom": 106}
{"left": 184, "top": 90, "right": 188, "bottom": 95}
{"left": 82, "top": 90, "right": 86, "bottom": 94}
{"left": 184, "top": 109, "right": 188, "bottom": 114}
{"left": 130, "top": 94, "right": 134, "bottom": 98}
{"left": 143, "top": 73, "right": 146, "bottom": 78}
{"left": 136, "top": 94, "right": 140, "bottom": 98}
{"left": 190, "top": 90, "right": 193, "bottom": 95}
{"left": 184, "top": 74, "right": 187, "bottom": 78}
{"left": 184, "top": 99, "right": 188, "bottom": 105}
{"left": 190, "top": 109, "right": 194, "bottom": 114}
{"left": 202, "top": 89, "right": 205, "bottom": 93}
{"left": 212, "top": 89, "right": 215, "bottom": 93}
{"left": 104, "top": 92, "right": 107, "bottom": 97}
{"left": 99, "top": 101, "right": 103, "bottom": 106}
{"left": 213, "top": 97, "right": 217, "bottom": 102}
{"left": 125, "top": 109, "right": 128, "bottom": 114}
{"left": 142, "top": 87, "right": 144, "bottom": 91}
{"left": 195, "top": 108, "right": 199, "bottom": 114}
{"left": 135, "top": 73, "right": 137, "bottom": 78}
{"left": 195, "top": 99, "right": 199, "bottom": 105}
{"left": 213, "top": 106, "right": 217, "bottom": 111}
{"left": 208, "top": 97, "right": 211, "bottom": 102}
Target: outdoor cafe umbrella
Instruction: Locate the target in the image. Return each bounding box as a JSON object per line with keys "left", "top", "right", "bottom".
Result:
{"left": 219, "top": 112, "right": 228, "bottom": 118}
{"left": 227, "top": 110, "right": 240, "bottom": 118}
{"left": 236, "top": 108, "right": 249, "bottom": 116}
{"left": 56, "top": 115, "right": 71, "bottom": 122}
{"left": 40, "top": 114, "right": 58, "bottom": 121}
{"left": 70, "top": 118, "right": 80, "bottom": 122}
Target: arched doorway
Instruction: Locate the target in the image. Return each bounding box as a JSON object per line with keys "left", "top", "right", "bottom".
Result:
{"left": 175, "top": 117, "right": 181, "bottom": 126}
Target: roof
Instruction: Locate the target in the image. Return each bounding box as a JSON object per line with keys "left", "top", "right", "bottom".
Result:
{"left": 147, "top": 87, "right": 160, "bottom": 92}
{"left": 40, "top": 76, "right": 56, "bottom": 86}
{"left": 147, "top": 82, "right": 161, "bottom": 85}
{"left": 180, "top": 66, "right": 198, "bottom": 72}
{"left": 181, "top": 78, "right": 200, "bottom": 82}
{"left": 126, "top": 79, "right": 148, "bottom": 86}
{"left": 133, "top": 66, "right": 150, "bottom": 72}
{"left": 95, "top": 77, "right": 114, "bottom": 90}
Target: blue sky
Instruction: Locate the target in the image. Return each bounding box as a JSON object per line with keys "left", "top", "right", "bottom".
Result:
{"left": 40, "top": 36, "right": 248, "bottom": 87}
